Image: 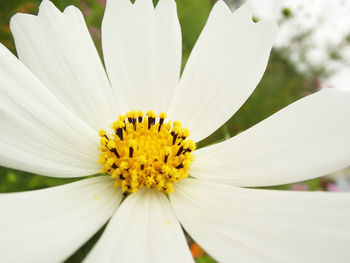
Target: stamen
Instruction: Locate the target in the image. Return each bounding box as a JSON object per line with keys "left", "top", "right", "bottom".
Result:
{"left": 158, "top": 112, "right": 167, "bottom": 132}
{"left": 172, "top": 131, "right": 178, "bottom": 145}
{"left": 176, "top": 163, "right": 184, "bottom": 169}
{"left": 98, "top": 110, "right": 195, "bottom": 194}
{"left": 111, "top": 148, "right": 120, "bottom": 158}
{"left": 176, "top": 146, "right": 184, "bottom": 157}
{"left": 137, "top": 110, "right": 143, "bottom": 123}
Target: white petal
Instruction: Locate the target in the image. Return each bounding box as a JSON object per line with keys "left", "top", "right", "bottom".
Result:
{"left": 102, "top": 0, "right": 182, "bottom": 114}
{"left": 170, "top": 179, "right": 350, "bottom": 263}
{"left": 168, "top": 2, "right": 277, "bottom": 142}
{"left": 0, "top": 43, "right": 100, "bottom": 177}
{"left": 85, "top": 188, "right": 193, "bottom": 263}
{"left": 192, "top": 88, "right": 350, "bottom": 186}
{"left": 0, "top": 176, "right": 122, "bottom": 263}
{"left": 10, "top": 0, "right": 118, "bottom": 130}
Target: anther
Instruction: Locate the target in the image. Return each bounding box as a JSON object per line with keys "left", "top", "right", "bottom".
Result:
{"left": 172, "top": 132, "right": 178, "bottom": 145}
{"left": 129, "top": 147, "right": 134, "bottom": 158}
{"left": 118, "top": 115, "right": 126, "bottom": 122}
{"left": 117, "top": 128, "right": 123, "bottom": 140}
{"left": 111, "top": 148, "right": 120, "bottom": 158}
{"left": 146, "top": 110, "right": 156, "bottom": 129}
{"left": 158, "top": 112, "right": 167, "bottom": 132}
{"left": 107, "top": 140, "right": 116, "bottom": 149}
{"left": 173, "top": 121, "right": 181, "bottom": 127}
{"left": 176, "top": 163, "right": 184, "bottom": 169}
{"left": 138, "top": 110, "right": 143, "bottom": 123}
{"left": 165, "top": 154, "right": 169, "bottom": 163}
{"left": 126, "top": 112, "right": 132, "bottom": 123}
{"left": 176, "top": 146, "right": 184, "bottom": 156}
{"left": 128, "top": 140, "right": 136, "bottom": 158}
{"left": 182, "top": 128, "right": 190, "bottom": 138}
{"left": 99, "top": 130, "right": 107, "bottom": 137}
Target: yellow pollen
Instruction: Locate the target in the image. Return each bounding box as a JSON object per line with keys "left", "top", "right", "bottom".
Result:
{"left": 98, "top": 111, "right": 195, "bottom": 194}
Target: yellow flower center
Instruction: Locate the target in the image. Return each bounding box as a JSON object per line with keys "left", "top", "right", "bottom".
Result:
{"left": 98, "top": 110, "right": 195, "bottom": 194}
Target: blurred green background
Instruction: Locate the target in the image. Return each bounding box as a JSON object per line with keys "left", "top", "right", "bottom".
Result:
{"left": 0, "top": 0, "right": 334, "bottom": 262}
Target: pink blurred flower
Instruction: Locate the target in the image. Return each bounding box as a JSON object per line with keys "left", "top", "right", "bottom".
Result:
{"left": 327, "top": 183, "right": 340, "bottom": 192}
{"left": 81, "top": 1, "right": 91, "bottom": 16}
{"left": 89, "top": 26, "right": 101, "bottom": 40}
{"left": 290, "top": 183, "right": 309, "bottom": 191}
{"left": 98, "top": 0, "right": 106, "bottom": 6}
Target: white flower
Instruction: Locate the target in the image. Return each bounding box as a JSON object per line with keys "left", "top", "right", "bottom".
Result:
{"left": 0, "top": 0, "right": 350, "bottom": 262}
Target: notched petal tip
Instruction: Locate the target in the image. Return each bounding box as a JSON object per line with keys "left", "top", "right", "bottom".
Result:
{"left": 235, "top": 3, "right": 279, "bottom": 41}
{"left": 10, "top": 0, "right": 61, "bottom": 30}
{"left": 212, "top": 1, "right": 253, "bottom": 17}
{"left": 212, "top": 0, "right": 229, "bottom": 9}
{"left": 235, "top": 2, "right": 254, "bottom": 17}
{"left": 230, "top": 2, "right": 279, "bottom": 34}
{"left": 133, "top": 0, "right": 155, "bottom": 9}
{"left": 211, "top": 0, "right": 232, "bottom": 15}
{"left": 156, "top": 0, "right": 177, "bottom": 11}
{"left": 63, "top": 4, "right": 85, "bottom": 22}
{"left": 38, "top": 0, "right": 61, "bottom": 17}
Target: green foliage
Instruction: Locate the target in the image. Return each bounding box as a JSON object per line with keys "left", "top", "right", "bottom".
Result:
{"left": 176, "top": 0, "right": 212, "bottom": 67}
{"left": 196, "top": 255, "right": 217, "bottom": 263}
{"left": 263, "top": 178, "right": 325, "bottom": 191}
{"left": 0, "top": 167, "right": 79, "bottom": 193}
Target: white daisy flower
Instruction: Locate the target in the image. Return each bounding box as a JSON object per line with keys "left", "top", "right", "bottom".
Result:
{"left": 1, "top": 0, "right": 350, "bottom": 262}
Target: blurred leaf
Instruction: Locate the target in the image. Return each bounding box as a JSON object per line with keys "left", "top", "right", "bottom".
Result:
{"left": 177, "top": 0, "right": 212, "bottom": 68}
{"left": 0, "top": 167, "right": 80, "bottom": 193}
{"left": 196, "top": 255, "right": 217, "bottom": 263}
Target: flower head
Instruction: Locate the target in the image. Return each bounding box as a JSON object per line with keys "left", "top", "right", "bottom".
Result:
{"left": 1, "top": 0, "right": 350, "bottom": 262}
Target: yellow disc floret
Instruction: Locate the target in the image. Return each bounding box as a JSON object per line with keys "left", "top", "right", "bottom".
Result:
{"left": 98, "top": 111, "right": 195, "bottom": 194}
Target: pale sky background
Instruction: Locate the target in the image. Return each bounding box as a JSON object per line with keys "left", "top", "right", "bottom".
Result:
{"left": 225, "top": 0, "right": 350, "bottom": 91}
